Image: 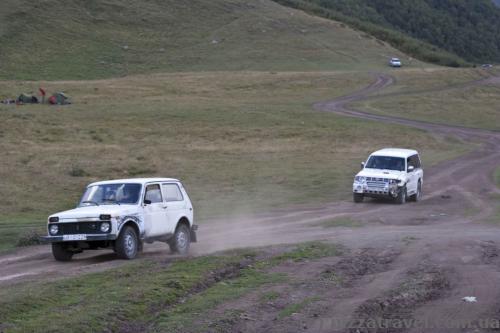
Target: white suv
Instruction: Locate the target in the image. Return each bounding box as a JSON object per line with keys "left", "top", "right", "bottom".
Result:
{"left": 42, "top": 178, "right": 196, "bottom": 261}
{"left": 353, "top": 148, "right": 423, "bottom": 204}
{"left": 389, "top": 58, "right": 402, "bottom": 67}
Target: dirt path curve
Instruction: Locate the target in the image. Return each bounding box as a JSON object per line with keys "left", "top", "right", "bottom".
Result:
{"left": 2, "top": 73, "right": 500, "bottom": 329}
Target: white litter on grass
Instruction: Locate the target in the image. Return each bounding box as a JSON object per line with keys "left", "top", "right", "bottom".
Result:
{"left": 462, "top": 296, "right": 477, "bottom": 303}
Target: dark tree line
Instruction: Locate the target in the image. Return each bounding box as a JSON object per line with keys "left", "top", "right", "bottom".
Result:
{"left": 286, "top": 0, "right": 500, "bottom": 63}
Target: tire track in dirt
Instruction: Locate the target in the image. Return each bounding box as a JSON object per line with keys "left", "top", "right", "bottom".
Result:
{"left": 309, "top": 73, "right": 500, "bottom": 332}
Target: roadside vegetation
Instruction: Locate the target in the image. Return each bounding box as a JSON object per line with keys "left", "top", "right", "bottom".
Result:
{"left": 0, "top": 71, "right": 469, "bottom": 251}
{"left": 0, "top": 242, "right": 339, "bottom": 333}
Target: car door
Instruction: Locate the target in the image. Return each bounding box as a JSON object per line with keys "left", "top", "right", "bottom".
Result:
{"left": 406, "top": 155, "right": 419, "bottom": 194}
{"left": 161, "top": 183, "right": 186, "bottom": 234}
{"left": 414, "top": 154, "right": 424, "bottom": 184}
{"left": 143, "top": 183, "right": 169, "bottom": 237}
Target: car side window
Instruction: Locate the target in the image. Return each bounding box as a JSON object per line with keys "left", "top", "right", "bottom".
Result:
{"left": 408, "top": 155, "right": 421, "bottom": 170}
{"left": 144, "top": 184, "right": 163, "bottom": 203}
{"left": 162, "top": 184, "right": 184, "bottom": 202}
{"left": 414, "top": 155, "right": 421, "bottom": 168}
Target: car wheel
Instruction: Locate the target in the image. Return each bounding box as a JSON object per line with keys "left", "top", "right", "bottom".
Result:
{"left": 116, "top": 226, "right": 138, "bottom": 259}
{"left": 52, "top": 243, "right": 74, "bottom": 261}
{"left": 169, "top": 224, "right": 191, "bottom": 255}
{"left": 411, "top": 181, "right": 422, "bottom": 202}
{"left": 353, "top": 193, "right": 364, "bottom": 203}
{"left": 396, "top": 186, "right": 407, "bottom": 204}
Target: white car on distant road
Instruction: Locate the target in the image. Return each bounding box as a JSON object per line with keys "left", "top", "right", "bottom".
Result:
{"left": 353, "top": 148, "right": 423, "bottom": 204}
{"left": 42, "top": 178, "right": 197, "bottom": 261}
{"left": 389, "top": 58, "right": 402, "bottom": 67}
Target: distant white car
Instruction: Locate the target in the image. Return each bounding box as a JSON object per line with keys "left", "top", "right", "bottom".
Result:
{"left": 42, "top": 178, "right": 197, "bottom": 261}
{"left": 353, "top": 148, "right": 423, "bottom": 204}
{"left": 389, "top": 58, "right": 402, "bottom": 67}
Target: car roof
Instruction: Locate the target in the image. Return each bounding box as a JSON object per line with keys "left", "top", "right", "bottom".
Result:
{"left": 391, "top": 58, "right": 400, "bottom": 60}
{"left": 88, "top": 178, "right": 180, "bottom": 186}
{"left": 370, "top": 148, "right": 418, "bottom": 158}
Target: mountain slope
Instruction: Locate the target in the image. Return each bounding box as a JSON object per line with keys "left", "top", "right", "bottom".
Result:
{"left": 0, "top": 0, "right": 413, "bottom": 80}
{"left": 278, "top": 0, "right": 500, "bottom": 64}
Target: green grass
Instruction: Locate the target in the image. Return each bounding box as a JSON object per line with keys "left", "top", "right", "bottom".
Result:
{"left": 0, "top": 0, "right": 420, "bottom": 80}
{"left": 156, "top": 270, "right": 286, "bottom": 332}
{"left": 260, "top": 290, "right": 281, "bottom": 303}
{"left": 0, "top": 256, "right": 235, "bottom": 332}
{"left": 317, "top": 217, "right": 361, "bottom": 228}
{"left": 0, "top": 241, "right": 338, "bottom": 333}
{"left": 267, "top": 242, "right": 341, "bottom": 264}
{"left": 354, "top": 68, "right": 500, "bottom": 130}
{"left": 485, "top": 193, "right": 500, "bottom": 225}
{"left": 277, "top": 297, "right": 320, "bottom": 319}
{"left": 0, "top": 71, "right": 469, "bottom": 251}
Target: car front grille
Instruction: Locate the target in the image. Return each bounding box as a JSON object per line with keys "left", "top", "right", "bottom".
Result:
{"left": 366, "top": 177, "right": 389, "bottom": 194}
{"left": 55, "top": 222, "right": 110, "bottom": 235}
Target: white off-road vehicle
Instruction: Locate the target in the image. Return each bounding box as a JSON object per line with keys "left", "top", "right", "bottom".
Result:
{"left": 389, "top": 57, "right": 402, "bottom": 67}
{"left": 353, "top": 148, "right": 423, "bottom": 204}
{"left": 42, "top": 178, "right": 197, "bottom": 261}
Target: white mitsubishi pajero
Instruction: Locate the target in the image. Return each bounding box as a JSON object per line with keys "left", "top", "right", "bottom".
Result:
{"left": 42, "top": 178, "right": 197, "bottom": 261}
{"left": 353, "top": 148, "right": 423, "bottom": 204}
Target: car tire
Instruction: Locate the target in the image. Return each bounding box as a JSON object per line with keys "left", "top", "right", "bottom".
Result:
{"left": 115, "top": 226, "right": 139, "bottom": 260}
{"left": 353, "top": 193, "right": 364, "bottom": 203}
{"left": 169, "top": 224, "right": 191, "bottom": 255}
{"left": 396, "top": 186, "right": 407, "bottom": 204}
{"left": 410, "top": 181, "right": 422, "bottom": 202}
{"left": 52, "top": 243, "right": 74, "bottom": 262}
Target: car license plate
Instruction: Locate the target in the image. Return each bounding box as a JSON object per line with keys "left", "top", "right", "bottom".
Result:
{"left": 63, "top": 234, "right": 87, "bottom": 241}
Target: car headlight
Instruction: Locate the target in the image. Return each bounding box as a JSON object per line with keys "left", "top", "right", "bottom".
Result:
{"left": 389, "top": 179, "right": 401, "bottom": 184}
{"left": 100, "top": 222, "right": 111, "bottom": 233}
{"left": 49, "top": 224, "right": 59, "bottom": 235}
{"left": 355, "top": 176, "right": 366, "bottom": 182}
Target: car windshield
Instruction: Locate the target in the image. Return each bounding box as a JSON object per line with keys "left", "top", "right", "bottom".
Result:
{"left": 79, "top": 183, "right": 142, "bottom": 206}
{"left": 365, "top": 155, "right": 405, "bottom": 171}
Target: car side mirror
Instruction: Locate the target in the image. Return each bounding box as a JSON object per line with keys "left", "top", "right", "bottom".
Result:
{"left": 361, "top": 162, "right": 365, "bottom": 169}
{"left": 144, "top": 199, "right": 152, "bottom": 205}
{"left": 407, "top": 165, "right": 415, "bottom": 172}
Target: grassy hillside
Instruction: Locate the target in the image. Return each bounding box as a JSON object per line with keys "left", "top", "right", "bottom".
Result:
{"left": 353, "top": 68, "right": 500, "bottom": 131}
{"left": 0, "top": 0, "right": 416, "bottom": 80}
{"left": 278, "top": 0, "right": 500, "bottom": 64}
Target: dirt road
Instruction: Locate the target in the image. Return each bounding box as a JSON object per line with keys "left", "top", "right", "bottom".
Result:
{"left": 2, "top": 72, "right": 499, "bottom": 332}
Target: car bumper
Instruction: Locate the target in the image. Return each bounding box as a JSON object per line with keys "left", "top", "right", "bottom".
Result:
{"left": 353, "top": 184, "right": 399, "bottom": 198}
{"left": 40, "top": 234, "right": 117, "bottom": 243}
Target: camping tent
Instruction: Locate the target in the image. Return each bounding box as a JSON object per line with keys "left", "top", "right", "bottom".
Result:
{"left": 48, "top": 92, "right": 70, "bottom": 105}
{"left": 16, "top": 93, "right": 39, "bottom": 104}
